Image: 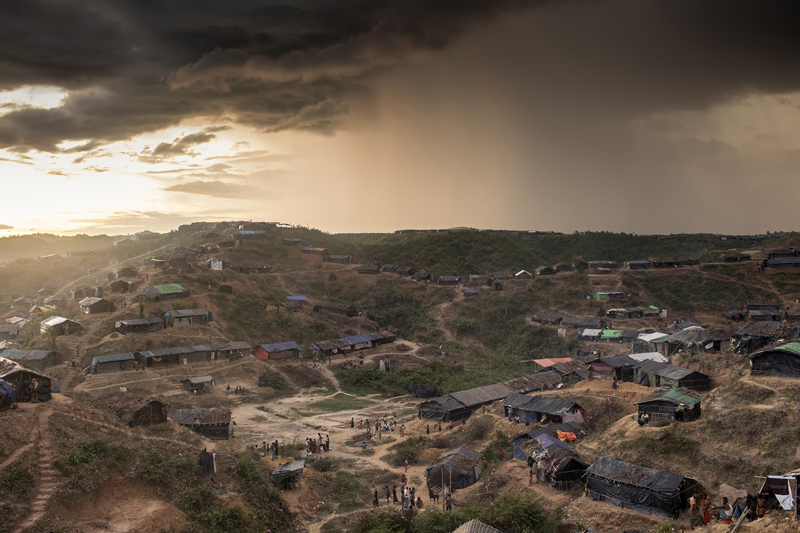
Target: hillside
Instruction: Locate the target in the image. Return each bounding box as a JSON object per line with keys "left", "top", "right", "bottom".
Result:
{"left": 3, "top": 225, "right": 800, "bottom": 532}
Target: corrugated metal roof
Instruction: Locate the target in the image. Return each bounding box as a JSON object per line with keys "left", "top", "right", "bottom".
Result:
{"left": 450, "top": 383, "right": 513, "bottom": 408}
{"left": 452, "top": 520, "right": 503, "bottom": 533}
{"left": 187, "top": 376, "right": 214, "bottom": 384}
{"left": 93, "top": 353, "right": 135, "bottom": 364}
{"left": 342, "top": 333, "right": 378, "bottom": 344}
{"left": 508, "top": 396, "right": 580, "bottom": 415}
{"left": 79, "top": 297, "right": 105, "bottom": 306}
{"left": 656, "top": 365, "right": 702, "bottom": 381}
{"left": 2, "top": 350, "right": 53, "bottom": 361}
{"left": 627, "top": 352, "right": 668, "bottom": 364}
{"left": 168, "top": 308, "right": 206, "bottom": 318}
{"left": 117, "top": 317, "right": 163, "bottom": 326}
{"left": 260, "top": 341, "right": 302, "bottom": 352}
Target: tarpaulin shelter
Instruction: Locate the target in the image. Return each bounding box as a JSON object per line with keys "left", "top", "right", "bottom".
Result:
{"left": 655, "top": 366, "right": 710, "bottom": 391}
{"left": 562, "top": 318, "right": 602, "bottom": 328}
{"left": 653, "top": 327, "right": 716, "bottom": 356}
{"left": 419, "top": 383, "right": 513, "bottom": 422}
{"left": 0, "top": 359, "right": 53, "bottom": 406}
{"left": 115, "top": 317, "right": 163, "bottom": 335}
{"left": 758, "top": 476, "right": 796, "bottom": 512}
{"left": 594, "top": 290, "right": 624, "bottom": 300}
{"left": 169, "top": 408, "right": 234, "bottom": 440}
{"left": 578, "top": 328, "right": 603, "bottom": 341}
{"left": 502, "top": 394, "right": 584, "bottom": 424}
{"left": 733, "top": 322, "right": 800, "bottom": 355}
{"left": 585, "top": 456, "right": 694, "bottom": 519}
{"left": 636, "top": 387, "right": 702, "bottom": 424}
{"left": 425, "top": 446, "right": 482, "bottom": 491}
{"left": 751, "top": 343, "right": 800, "bottom": 377}
{"left": 597, "top": 355, "right": 638, "bottom": 381}
{"left": 89, "top": 391, "right": 168, "bottom": 427}
{"left": 272, "top": 460, "right": 305, "bottom": 488}
{"left": 521, "top": 434, "right": 589, "bottom": 491}
{"left": 198, "top": 449, "right": 216, "bottom": 477}
{"left": 512, "top": 422, "right": 586, "bottom": 460}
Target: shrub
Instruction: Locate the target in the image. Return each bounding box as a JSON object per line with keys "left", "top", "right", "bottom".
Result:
{"left": 385, "top": 437, "right": 426, "bottom": 468}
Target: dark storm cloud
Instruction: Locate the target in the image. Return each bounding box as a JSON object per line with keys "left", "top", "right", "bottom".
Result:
{"left": 0, "top": 0, "right": 543, "bottom": 151}
{"left": 1, "top": 0, "right": 799, "bottom": 153}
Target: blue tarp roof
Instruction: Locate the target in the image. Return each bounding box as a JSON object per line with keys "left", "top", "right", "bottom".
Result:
{"left": 535, "top": 433, "right": 574, "bottom": 451}
{"left": 342, "top": 333, "right": 378, "bottom": 344}
{"left": 260, "top": 341, "right": 302, "bottom": 352}
{"left": 286, "top": 296, "right": 307, "bottom": 301}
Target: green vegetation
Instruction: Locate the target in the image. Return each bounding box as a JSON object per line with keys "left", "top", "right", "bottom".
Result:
{"left": 0, "top": 460, "right": 36, "bottom": 525}
{"left": 331, "top": 470, "right": 370, "bottom": 511}
{"left": 385, "top": 436, "right": 426, "bottom": 468}
{"left": 345, "top": 491, "right": 554, "bottom": 533}
{"left": 57, "top": 437, "right": 129, "bottom": 494}
{"left": 481, "top": 430, "right": 513, "bottom": 465}
{"left": 637, "top": 271, "right": 774, "bottom": 311}
{"left": 301, "top": 393, "right": 376, "bottom": 413}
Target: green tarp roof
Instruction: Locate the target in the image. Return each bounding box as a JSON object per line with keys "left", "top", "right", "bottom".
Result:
{"left": 661, "top": 387, "right": 702, "bottom": 406}
{"left": 649, "top": 305, "right": 659, "bottom": 310}
{"left": 153, "top": 283, "right": 187, "bottom": 294}
{"left": 776, "top": 343, "right": 800, "bottom": 355}
{"left": 601, "top": 329, "right": 621, "bottom": 339}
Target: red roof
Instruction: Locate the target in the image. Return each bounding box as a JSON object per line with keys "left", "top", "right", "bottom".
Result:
{"left": 532, "top": 358, "right": 574, "bottom": 368}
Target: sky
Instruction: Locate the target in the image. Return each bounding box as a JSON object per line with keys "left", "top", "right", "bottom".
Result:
{"left": 1, "top": 0, "right": 800, "bottom": 236}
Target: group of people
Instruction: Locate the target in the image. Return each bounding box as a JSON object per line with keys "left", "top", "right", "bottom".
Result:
{"left": 689, "top": 494, "right": 760, "bottom": 528}
{"left": 373, "top": 474, "right": 427, "bottom": 510}
{"left": 305, "top": 433, "right": 330, "bottom": 455}
{"left": 227, "top": 384, "right": 247, "bottom": 395}
{"left": 259, "top": 440, "right": 281, "bottom": 460}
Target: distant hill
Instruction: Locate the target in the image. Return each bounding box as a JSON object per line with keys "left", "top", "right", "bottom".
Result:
{"left": 0, "top": 233, "right": 115, "bottom": 261}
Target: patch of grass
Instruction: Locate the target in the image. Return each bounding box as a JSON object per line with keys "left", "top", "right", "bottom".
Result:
{"left": 250, "top": 415, "right": 267, "bottom": 423}
{"left": 307, "top": 456, "right": 340, "bottom": 472}
{"left": 303, "top": 393, "right": 376, "bottom": 413}
{"left": 482, "top": 430, "right": 513, "bottom": 464}
{"left": 385, "top": 436, "right": 426, "bottom": 467}
{"left": 331, "top": 471, "right": 370, "bottom": 512}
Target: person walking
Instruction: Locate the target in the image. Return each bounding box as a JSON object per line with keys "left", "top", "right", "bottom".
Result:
{"left": 426, "top": 424, "right": 430, "bottom": 435}
{"left": 373, "top": 490, "right": 380, "bottom": 508}
{"left": 351, "top": 418, "right": 355, "bottom": 429}
{"left": 385, "top": 485, "right": 391, "bottom": 504}
{"left": 392, "top": 486, "right": 399, "bottom": 504}
{"left": 404, "top": 459, "right": 409, "bottom": 473}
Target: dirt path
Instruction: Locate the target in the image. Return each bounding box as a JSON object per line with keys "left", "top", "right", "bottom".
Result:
{"left": 432, "top": 287, "right": 460, "bottom": 342}
{"left": 12, "top": 404, "right": 54, "bottom": 533}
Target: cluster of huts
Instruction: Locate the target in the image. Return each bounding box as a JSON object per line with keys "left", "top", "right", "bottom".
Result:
{"left": 89, "top": 329, "right": 396, "bottom": 374}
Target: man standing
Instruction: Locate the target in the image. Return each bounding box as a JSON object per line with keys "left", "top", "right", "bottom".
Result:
{"left": 29, "top": 378, "right": 39, "bottom": 403}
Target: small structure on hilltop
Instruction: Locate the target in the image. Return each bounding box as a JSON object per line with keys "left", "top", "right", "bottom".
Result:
{"left": 520, "top": 434, "right": 589, "bottom": 491}
{"left": 395, "top": 266, "right": 416, "bottom": 276}
{"left": 283, "top": 238, "right": 303, "bottom": 246}
{"left": 142, "top": 283, "right": 191, "bottom": 302}
{"left": 181, "top": 375, "right": 215, "bottom": 394}
{"left": 732, "top": 321, "right": 800, "bottom": 355}
{"left": 512, "top": 422, "right": 586, "bottom": 460}
{"left": 90, "top": 391, "right": 168, "bottom": 427}
{"left": 165, "top": 309, "right": 211, "bottom": 327}
{"left": 425, "top": 446, "right": 482, "bottom": 491}
{"left": 302, "top": 247, "right": 330, "bottom": 256}
{"left": 436, "top": 276, "right": 461, "bottom": 286}
{"left": 169, "top": 408, "right": 234, "bottom": 440}
{"left": 110, "top": 278, "right": 137, "bottom": 293}
{"left": 635, "top": 387, "right": 702, "bottom": 424}
{"left": 535, "top": 266, "right": 555, "bottom": 276}
{"left": 1, "top": 349, "right": 61, "bottom": 370}
{"left": 116, "top": 266, "right": 138, "bottom": 278}
{"left": 531, "top": 311, "right": 562, "bottom": 325}
{"left": 79, "top": 296, "right": 114, "bottom": 314}
{"left": 115, "top": 317, "right": 164, "bottom": 335}
{"left": 623, "top": 260, "right": 651, "bottom": 270}
{"left": 502, "top": 394, "right": 584, "bottom": 424}
{"left": 419, "top": 383, "right": 513, "bottom": 422}
{"left": 0, "top": 359, "right": 54, "bottom": 406}
{"left": 504, "top": 371, "right": 563, "bottom": 393}
{"left": 91, "top": 353, "right": 136, "bottom": 374}
{"left": 464, "top": 288, "right": 480, "bottom": 298}
{"left": 324, "top": 255, "right": 352, "bottom": 264}
{"left": 256, "top": 341, "right": 302, "bottom": 361}
{"left": 39, "top": 316, "right": 81, "bottom": 336}
{"left": 218, "top": 284, "right": 233, "bottom": 294}
{"left": 0, "top": 324, "right": 20, "bottom": 341}
{"left": 272, "top": 460, "right": 305, "bottom": 489}
{"left": 554, "top": 263, "right": 573, "bottom": 273}
{"left": 413, "top": 272, "right": 431, "bottom": 281}
{"left": 653, "top": 326, "right": 718, "bottom": 356}
{"left": 589, "top": 260, "right": 618, "bottom": 270}
{"left": 585, "top": 456, "right": 694, "bottom": 519}
{"left": 593, "top": 290, "right": 624, "bottom": 300}
{"left": 561, "top": 317, "right": 601, "bottom": 328}
{"left": 750, "top": 343, "right": 800, "bottom": 377}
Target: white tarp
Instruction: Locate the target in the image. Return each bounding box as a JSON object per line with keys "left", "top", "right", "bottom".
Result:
{"left": 628, "top": 352, "right": 668, "bottom": 364}
{"left": 761, "top": 476, "right": 795, "bottom": 511}
{"left": 637, "top": 332, "right": 668, "bottom": 343}
{"left": 580, "top": 329, "right": 603, "bottom": 337}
